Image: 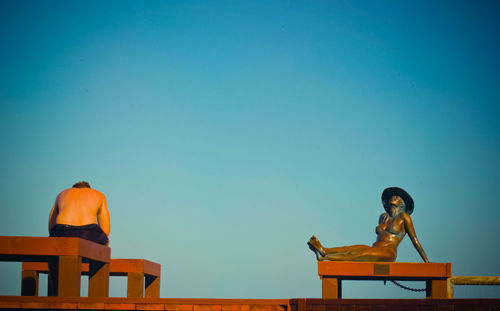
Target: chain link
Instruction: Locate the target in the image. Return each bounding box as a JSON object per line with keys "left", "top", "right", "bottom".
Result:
{"left": 387, "top": 280, "right": 426, "bottom": 292}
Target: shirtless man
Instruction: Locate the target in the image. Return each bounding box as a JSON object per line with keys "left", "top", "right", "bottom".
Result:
{"left": 308, "top": 187, "right": 428, "bottom": 262}
{"left": 48, "top": 181, "right": 110, "bottom": 245}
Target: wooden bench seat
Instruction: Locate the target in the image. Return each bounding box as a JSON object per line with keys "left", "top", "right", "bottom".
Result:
{"left": 0, "top": 236, "right": 110, "bottom": 297}
{"left": 318, "top": 261, "right": 452, "bottom": 298}
{"left": 22, "top": 259, "right": 161, "bottom": 298}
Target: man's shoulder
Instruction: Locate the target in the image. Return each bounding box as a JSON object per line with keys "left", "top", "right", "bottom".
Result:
{"left": 58, "top": 188, "right": 73, "bottom": 196}
{"left": 61, "top": 187, "right": 105, "bottom": 197}
{"left": 85, "top": 188, "right": 106, "bottom": 198}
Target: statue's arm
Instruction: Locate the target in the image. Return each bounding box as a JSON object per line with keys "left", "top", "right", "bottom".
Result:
{"left": 402, "top": 213, "right": 429, "bottom": 263}
{"left": 379, "top": 212, "right": 390, "bottom": 224}
{"left": 376, "top": 213, "right": 389, "bottom": 234}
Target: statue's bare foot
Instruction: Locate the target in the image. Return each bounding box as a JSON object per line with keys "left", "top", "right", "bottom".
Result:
{"left": 307, "top": 235, "right": 326, "bottom": 257}
{"left": 316, "top": 251, "right": 325, "bottom": 261}
{"left": 307, "top": 241, "right": 326, "bottom": 261}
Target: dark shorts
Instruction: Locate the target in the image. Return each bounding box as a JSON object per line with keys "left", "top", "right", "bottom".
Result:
{"left": 49, "top": 224, "right": 108, "bottom": 245}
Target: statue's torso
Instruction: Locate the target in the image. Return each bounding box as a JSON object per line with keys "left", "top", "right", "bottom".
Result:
{"left": 373, "top": 213, "right": 406, "bottom": 249}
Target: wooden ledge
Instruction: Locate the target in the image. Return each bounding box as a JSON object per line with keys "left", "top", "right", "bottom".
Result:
{"left": 0, "top": 296, "right": 291, "bottom": 310}
{"left": 318, "top": 261, "right": 451, "bottom": 278}
{"left": 112, "top": 259, "right": 161, "bottom": 277}
{"left": 0, "top": 236, "right": 110, "bottom": 262}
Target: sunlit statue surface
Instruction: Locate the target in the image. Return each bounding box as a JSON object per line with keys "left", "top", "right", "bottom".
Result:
{"left": 308, "top": 187, "right": 429, "bottom": 262}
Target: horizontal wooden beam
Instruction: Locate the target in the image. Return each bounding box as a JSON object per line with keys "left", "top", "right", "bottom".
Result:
{"left": 451, "top": 276, "right": 500, "bottom": 285}
{"left": 23, "top": 259, "right": 161, "bottom": 277}
{"left": 318, "top": 261, "right": 451, "bottom": 278}
{"left": 0, "top": 236, "right": 110, "bottom": 263}
{"left": 0, "top": 296, "right": 290, "bottom": 310}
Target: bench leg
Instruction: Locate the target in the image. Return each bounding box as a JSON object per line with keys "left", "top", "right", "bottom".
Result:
{"left": 58, "top": 255, "right": 82, "bottom": 297}
{"left": 322, "top": 277, "right": 341, "bottom": 299}
{"left": 127, "top": 272, "right": 145, "bottom": 298}
{"left": 145, "top": 275, "right": 160, "bottom": 298}
{"left": 446, "top": 278, "right": 454, "bottom": 298}
{"left": 48, "top": 259, "right": 57, "bottom": 296}
{"left": 296, "top": 298, "right": 306, "bottom": 311}
{"left": 432, "top": 279, "right": 448, "bottom": 298}
{"left": 21, "top": 270, "right": 39, "bottom": 296}
{"left": 88, "top": 261, "right": 109, "bottom": 297}
{"left": 426, "top": 279, "right": 448, "bottom": 299}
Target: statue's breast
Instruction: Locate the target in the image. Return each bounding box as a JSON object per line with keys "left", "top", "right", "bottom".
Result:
{"left": 385, "top": 217, "right": 405, "bottom": 238}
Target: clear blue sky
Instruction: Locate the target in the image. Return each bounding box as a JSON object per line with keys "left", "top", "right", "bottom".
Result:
{"left": 1, "top": 0, "right": 499, "bottom": 299}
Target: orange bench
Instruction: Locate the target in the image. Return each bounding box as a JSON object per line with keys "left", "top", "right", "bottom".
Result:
{"left": 0, "top": 236, "right": 110, "bottom": 297}
{"left": 22, "top": 259, "right": 161, "bottom": 298}
{"left": 318, "top": 261, "right": 452, "bottom": 298}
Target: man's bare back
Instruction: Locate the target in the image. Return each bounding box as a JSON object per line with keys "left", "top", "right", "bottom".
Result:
{"left": 48, "top": 182, "right": 110, "bottom": 244}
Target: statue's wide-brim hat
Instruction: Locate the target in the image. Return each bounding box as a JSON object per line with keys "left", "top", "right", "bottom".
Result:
{"left": 382, "top": 187, "right": 414, "bottom": 215}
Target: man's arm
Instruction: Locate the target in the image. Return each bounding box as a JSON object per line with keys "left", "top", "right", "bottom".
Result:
{"left": 48, "top": 200, "right": 58, "bottom": 232}
{"left": 402, "top": 212, "right": 429, "bottom": 262}
{"left": 97, "top": 194, "right": 110, "bottom": 236}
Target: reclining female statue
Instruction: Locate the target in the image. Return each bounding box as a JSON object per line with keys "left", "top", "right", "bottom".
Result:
{"left": 308, "top": 187, "right": 429, "bottom": 262}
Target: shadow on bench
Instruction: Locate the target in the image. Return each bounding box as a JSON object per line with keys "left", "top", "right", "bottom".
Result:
{"left": 22, "top": 259, "right": 161, "bottom": 298}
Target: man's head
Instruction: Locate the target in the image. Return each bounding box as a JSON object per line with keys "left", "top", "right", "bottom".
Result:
{"left": 72, "top": 181, "right": 91, "bottom": 188}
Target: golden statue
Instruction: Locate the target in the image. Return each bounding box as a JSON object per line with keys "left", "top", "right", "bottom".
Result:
{"left": 308, "top": 187, "right": 429, "bottom": 262}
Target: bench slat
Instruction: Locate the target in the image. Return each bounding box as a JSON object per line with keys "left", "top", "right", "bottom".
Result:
{"left": 0, "top": 237, "right": 110, "bottom": 263}
{"left": 23, "top": 259, "right": 161, "bottom": 277}
{"left": 318, "top": 261, "right": 451, "bottom": 278}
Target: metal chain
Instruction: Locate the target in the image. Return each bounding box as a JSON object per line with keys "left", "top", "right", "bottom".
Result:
{"left": 387, "top": 280, "right": 426, "bottom": 292}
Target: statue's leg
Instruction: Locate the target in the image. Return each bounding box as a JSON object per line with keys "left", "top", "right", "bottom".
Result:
{"left": 323, "top": 245, "right": 370, "bottom": 255}
{"left": 308, "top": 236, "right": 372, "bottom": 257}
{"left": 323, "top": 246, "right": 395, "bottom": 262}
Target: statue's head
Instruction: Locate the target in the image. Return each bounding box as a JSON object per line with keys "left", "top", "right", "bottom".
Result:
{"left": 72, "top": 181, "right": 91, "bottom": 188}
{"left": 389, "top": 196, "right": 406, "bottom": 216}
{"left": 382, "top": 187, "right": 414, "bottom": 215}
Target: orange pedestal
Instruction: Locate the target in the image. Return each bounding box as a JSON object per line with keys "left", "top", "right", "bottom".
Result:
{"left": 318, "top": 261, "right": 451, "bottom": 299}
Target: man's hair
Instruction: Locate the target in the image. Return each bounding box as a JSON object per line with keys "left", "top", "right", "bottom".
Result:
{"left": 72, "top": 181, "right": 91, "bottom": 188}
